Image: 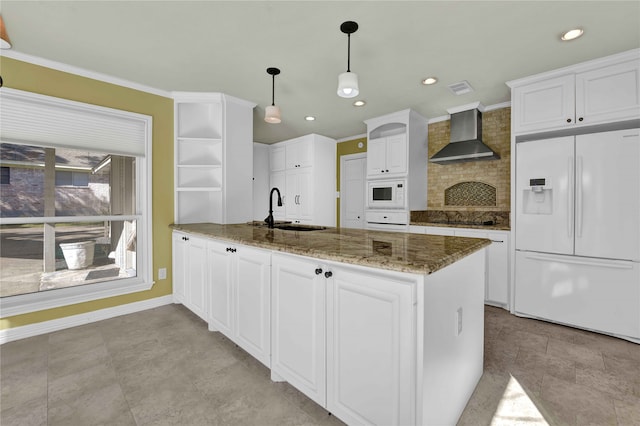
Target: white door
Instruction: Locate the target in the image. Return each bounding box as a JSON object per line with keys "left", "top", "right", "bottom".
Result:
{"left": 234, "top": 246, "right": 271, "bottom": 367}
{"left": 575, "top": 129, "right": 640, "bottom": 261}
{"left": 208, "top": 240, "right": 234, "bottom": 336}
{"left": 575, "top": 60, "right": 640, "bottom": 126}
{"left": 340, "top": 154, "right": 366, "bottom": 229}
{"left": 515, "top": 251, "right": 640, "bottom": 339}
{"left": 512, "top": 75, "right": 575, "bottom": 134}
{"left": 385, "top": 134, "right": 407, "bottom": 175}
{"left": 515, "top": 136, "right": 574, "bottom": 255}
{"left": 486, "top": 233, "right": 509, "bottom": 306}
{"left": 285, "top": 170, "right": 299, "bottom": 220}
{"left": 297, "top": 169, "right": 314, "bottom": 221}
{"left": 367, "top": 137, "right": 387, "bottom": 176}
{"left": 271, "top": 254, "right": 326, "bottom": 406}
{"left": 269, "top": 171, "right": 286, "bottom": 220}
{"left": 327, "top": 265, "right": 415, "bottom": 426}
{"left": 186, "top": 236, "right": 208, "bottom": 321}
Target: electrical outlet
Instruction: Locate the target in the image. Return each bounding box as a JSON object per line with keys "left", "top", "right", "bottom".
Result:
{"left": 158, "top": 268, "right": 167, "bottom": 280}
{"left": 456, "top": 307, "right": 463, "bottom": 336}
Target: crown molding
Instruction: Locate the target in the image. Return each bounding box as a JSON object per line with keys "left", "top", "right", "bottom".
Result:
{"left": 0, "top": 50, "right": 172, "bottom": 98}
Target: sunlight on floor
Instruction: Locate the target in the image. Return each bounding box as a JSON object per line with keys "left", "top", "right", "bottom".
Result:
{"left": 491, "top": 375, "right": 549, "bottom": 425}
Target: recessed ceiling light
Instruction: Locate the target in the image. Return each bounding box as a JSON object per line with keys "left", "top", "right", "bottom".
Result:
{"left": 421, "top": 77, "right": 438, "bottom": 85}
{"left": 304, "top": 116, "right": 316, "bottom": 121}
{"left": 561, "top": 28, "right": 584, "bottom": 41}
{"left": 353, "top": 100, "right": 366, "bottom": 107}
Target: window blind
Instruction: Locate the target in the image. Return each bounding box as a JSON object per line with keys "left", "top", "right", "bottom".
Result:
{"left": 0, "top": 88, "right": 150, "bottom": 157}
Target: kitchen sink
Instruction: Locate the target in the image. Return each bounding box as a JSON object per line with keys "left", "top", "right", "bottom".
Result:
{"left": 273, "top": 224, "right": 327, "bottom": 232}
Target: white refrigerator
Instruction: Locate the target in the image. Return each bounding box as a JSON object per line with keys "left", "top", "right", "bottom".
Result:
{"left": 514, "top": 128, "right": 640, "bottom": 341}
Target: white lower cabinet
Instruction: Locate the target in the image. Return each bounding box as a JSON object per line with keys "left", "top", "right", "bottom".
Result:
{"left": 207, "top": 239, "right": 271, "bottom": 367}
{"left": 411, "top": 226, "right": 511, "bottom": 308}
{"left": 455, "top": 229, "right": 510, "bottom": 308}
{"left": 172, "top": 231, "right": 208, "bottom": 321}
{"left": 327, "top": 265, "right": 416, "bottom": 426}
{"left": 174, "top": 231, "right": 485, "bottom": 425}
{"left": 270, "top": 253, "right": 327, "bottom": 406}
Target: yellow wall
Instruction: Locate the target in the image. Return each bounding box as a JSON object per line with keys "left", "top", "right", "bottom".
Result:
{"left": 0, "top": 57, "right": 174, "bottom": 329}
{"left": 336, "top": 137, "right": 367, "bottom": 226}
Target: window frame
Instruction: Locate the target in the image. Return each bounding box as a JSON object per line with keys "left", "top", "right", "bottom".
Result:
{"left": 0, "top": 90, "right": 153, "bottom": 317}
{"left": 0, "top": 167, "right": 9, "bottom": 184}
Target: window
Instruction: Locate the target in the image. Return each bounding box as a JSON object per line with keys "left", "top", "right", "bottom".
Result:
{"left": 55, "top": 171, "right": 90, "bottom": 187}
{"left": 0, "top": 167, "right": 9, "bottom": 184}
{"left": 0, "top": 88, "right": 153, "bottom": 317}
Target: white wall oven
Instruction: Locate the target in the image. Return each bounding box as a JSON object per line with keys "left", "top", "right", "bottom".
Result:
{"left": 367, "top": 179, "right": 406, "bottom": 209}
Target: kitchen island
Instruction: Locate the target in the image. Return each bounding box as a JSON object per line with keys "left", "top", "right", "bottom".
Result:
{"left": 171, "top": 223, "right": 490, "bottom": 426}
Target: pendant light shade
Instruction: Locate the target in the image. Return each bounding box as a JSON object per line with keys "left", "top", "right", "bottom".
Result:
{"left": 265, "top": 105, "right": 281, "bottom": 124}
{"left": 265, "top": 67, "right": 281, "bottom": 124}
{"left": 338, "top": 71, "right": 359, "bottom": 98}
{"left": 0, "top": 15, "right": 11, "bottom": 49}
{"left": 337, "top": 21, "right": 359, "bottom": 98}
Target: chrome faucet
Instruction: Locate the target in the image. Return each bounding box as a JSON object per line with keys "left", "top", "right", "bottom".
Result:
{"left": 265, "top": 187, "right": 283, "bottom": 229}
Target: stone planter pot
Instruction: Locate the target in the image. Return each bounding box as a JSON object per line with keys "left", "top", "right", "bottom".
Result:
{"left": 60, "top": 241, "right": 95, "bottom": 270}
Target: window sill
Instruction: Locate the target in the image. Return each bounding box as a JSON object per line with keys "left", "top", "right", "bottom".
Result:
{"left": 0, "top": 277, "right": 155, "bottom": 318}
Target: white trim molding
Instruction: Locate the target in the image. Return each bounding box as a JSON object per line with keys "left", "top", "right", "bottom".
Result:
{"left": 0, "top": 295, "right": 174, "bottom": 344}
{"left": 0, "top": 50, "right": 172, "bottom": 98}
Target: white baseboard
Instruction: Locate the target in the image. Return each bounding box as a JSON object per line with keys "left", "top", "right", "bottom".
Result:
{"left": 0, "top": 295, "right": 174, "bottom": 344}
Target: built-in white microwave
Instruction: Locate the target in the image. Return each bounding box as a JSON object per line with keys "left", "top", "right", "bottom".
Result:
{"left": 367, "top": 179, "right": 406, "bottom": 209}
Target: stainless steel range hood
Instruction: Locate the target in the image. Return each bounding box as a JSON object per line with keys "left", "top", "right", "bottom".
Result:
{"left": 429, "top": 103, "right": 500, "bottom": 164}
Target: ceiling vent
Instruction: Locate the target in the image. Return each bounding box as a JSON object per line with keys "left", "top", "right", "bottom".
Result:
{"left": 448, "top": 80, "right": 474, "bottom": 95}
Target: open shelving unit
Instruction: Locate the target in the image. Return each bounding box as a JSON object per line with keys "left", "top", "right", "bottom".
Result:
{"left": 174, "top": 93, "right": 256, "bottom": 224}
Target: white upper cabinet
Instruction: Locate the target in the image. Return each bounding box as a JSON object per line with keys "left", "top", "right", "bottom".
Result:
{"left": 285, "top": 137, "right": 313, "bottom": 169}
{"left": 366, "top": 134, "right": 407, "bottom": 176}
{"left": 173, "top": 92, "right": 256, "bottom": 224}
{"left": 511, "top": 75, "right": 575, "bottom": 134}
{"left": 509, "top": 50, "right": 640, "bottom": 135}
{"left": 269, "top": 134, "right": 337, "bottom": 226}
{"left": 270, "top": 145, "right": 286, "bottom": 173}
{"left": 575, "top": 60, "right": 640, "bottom": 126}
{"left": 364, "top": 109, "right": 428, "bottom": 211}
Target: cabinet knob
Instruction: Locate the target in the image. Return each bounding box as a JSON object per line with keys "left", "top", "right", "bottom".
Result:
{"left": 324, "top": 271, "right": 333, "bottom": 278}
{"left": 231, "top": 248, "right": 236, "bottom": 253}
{"left": 578, "top": 117, "right": 584, "bottom": 122}
{"left": 385, "top": 169, "right": 389, "bottom": 172}
{"left": 315, "top": 268, "right": 323, "bottom": 275}
{"left": 567, "top": 118, "right": 572, "bottom": 123}
{"left": 381, "top": 169, "right": 385, "bottom": 173}
{"left": 226, "top": 247, "right": 231, "bottom": 252}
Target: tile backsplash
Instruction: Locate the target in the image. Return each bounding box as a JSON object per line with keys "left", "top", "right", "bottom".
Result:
{"left": 427, "top": 107, "right": 510, "bottom": 211}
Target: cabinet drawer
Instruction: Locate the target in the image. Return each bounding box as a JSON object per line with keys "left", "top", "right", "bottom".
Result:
{"left": 365, "top": 211, "right": 408, "bottom": 224}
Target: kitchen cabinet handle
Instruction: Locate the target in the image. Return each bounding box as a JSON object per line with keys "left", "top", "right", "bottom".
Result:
{"left": 315, "top": 268, "right": 323, "bottom": 275}
{"left": 490, "top": 240, "right": 504, "bottom": 243}
{"left": 578, "top": 117, "right": 584, "bottom": 122}
{"left": 576, "top": 156, "right": 584, "bottom": 238}
{"left": 385, "top": 169, "right": 389, "bottom": 172}
{"left": 324, "top": 271, "right": 333, "bottom": 278}
{"left": 566, "top": 118, "right": 572, "bottom": 123}
{"left": 183, "top": 236, "right": 189, "bottom": 241}
{"left": 231, "top": 248, "right": 236, "bottom": 253}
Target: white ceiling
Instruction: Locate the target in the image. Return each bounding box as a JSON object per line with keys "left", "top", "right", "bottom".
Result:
{"left": 1, "top": 1, "right": 639, "bottom": 144}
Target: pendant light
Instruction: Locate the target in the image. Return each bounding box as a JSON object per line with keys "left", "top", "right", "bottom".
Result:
{"left": 0, "top": 15, "right": 11, "bottom": 49}
{"left": 337, "top": 21, "right": 359, "bottom": 98}
{"left": 265, "top": 67, "right": 281, "bottom": 124}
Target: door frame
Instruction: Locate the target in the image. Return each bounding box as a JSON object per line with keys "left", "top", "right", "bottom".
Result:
{"left": 339, "top": 152, "right": 367, "bottom": 228}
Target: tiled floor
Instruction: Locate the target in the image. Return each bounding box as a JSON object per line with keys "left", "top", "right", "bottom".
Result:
{"left": 1, "top": 304, "right": 639, "bottom": 425}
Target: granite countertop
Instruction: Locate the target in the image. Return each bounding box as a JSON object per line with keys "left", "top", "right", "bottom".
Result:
{"left": 171, "top": 222, "right": 490, "bottom": 275}
{"left": 410, "top": 210, "right": 511, "bottom": 231}
{"left": 409, "top": 221, "right": 511, "bottom": 231}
